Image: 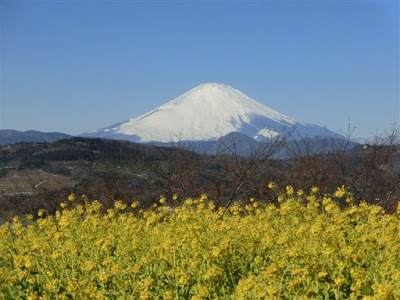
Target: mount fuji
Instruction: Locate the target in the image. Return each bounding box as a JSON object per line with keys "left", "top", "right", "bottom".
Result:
{"left": 82, "top": 83, "right": 340, "bottom": 143}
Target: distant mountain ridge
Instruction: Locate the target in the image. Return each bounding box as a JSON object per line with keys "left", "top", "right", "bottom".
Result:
{"left": 0, "top": 130, "right": 73, "bottom": 146}
{"left": 82, "top": 83, "right": 340, "bottom": 143}
{"left": 151, "top": 131, "right": 357, "bottom": 157}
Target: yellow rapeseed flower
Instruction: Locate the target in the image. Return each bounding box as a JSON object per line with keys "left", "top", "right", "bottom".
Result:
{"left": 159, "top": 196, "right": 166, "bottom": 204}
{"left": 115, "top": 200, "right": 127, "bottom": 210}
{"left": 335, "top": 185, "right": 346, "bottom": 198}
{"left": 2, "top": 189, "right": 399, "bottom": 299}
{"left": 286, "top": 185, "right": 294, "bottom": 196}
{"left": 311, "top": 186, "right": 319, "bottom": 193}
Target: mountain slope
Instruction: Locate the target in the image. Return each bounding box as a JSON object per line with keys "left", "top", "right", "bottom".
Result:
{"left": 82, "top": 83, "right": 339, "bottom": 142}
{"left": 0, "top": 130, "right": 73, "bottom": 146}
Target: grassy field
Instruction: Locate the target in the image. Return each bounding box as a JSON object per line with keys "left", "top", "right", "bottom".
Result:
{"left": 0, "top": 186, "right": 399, "bottom": 299}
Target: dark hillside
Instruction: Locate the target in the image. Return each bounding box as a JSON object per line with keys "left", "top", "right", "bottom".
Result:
{"left": 0, "top": 136, "right": 399, "bottom": 222}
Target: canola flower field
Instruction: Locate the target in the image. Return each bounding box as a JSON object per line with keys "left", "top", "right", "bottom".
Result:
{"left": 0, "top": 185, "right": 399, "bottom": 300}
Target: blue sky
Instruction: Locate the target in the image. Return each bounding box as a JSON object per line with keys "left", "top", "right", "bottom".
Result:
{"left": 1, "top": 0, "right": 398, "bottom": 138}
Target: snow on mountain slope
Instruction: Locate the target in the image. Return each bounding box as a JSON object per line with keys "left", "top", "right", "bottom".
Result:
{"left": 82, "top": 83, "right": 337, "bottom": 142}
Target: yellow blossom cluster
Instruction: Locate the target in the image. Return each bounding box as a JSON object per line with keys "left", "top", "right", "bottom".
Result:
{"left": 0, "top": 189, "right": 399, "bottom": 299}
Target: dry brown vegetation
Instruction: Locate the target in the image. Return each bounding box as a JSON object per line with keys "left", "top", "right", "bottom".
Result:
{"left": 0, "top": 130, "right": 399, "bottom": 221}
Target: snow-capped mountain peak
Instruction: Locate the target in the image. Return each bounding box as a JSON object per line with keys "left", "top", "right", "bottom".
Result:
{"left": 82, "top": 83, "right": 335, "bottom": 142}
